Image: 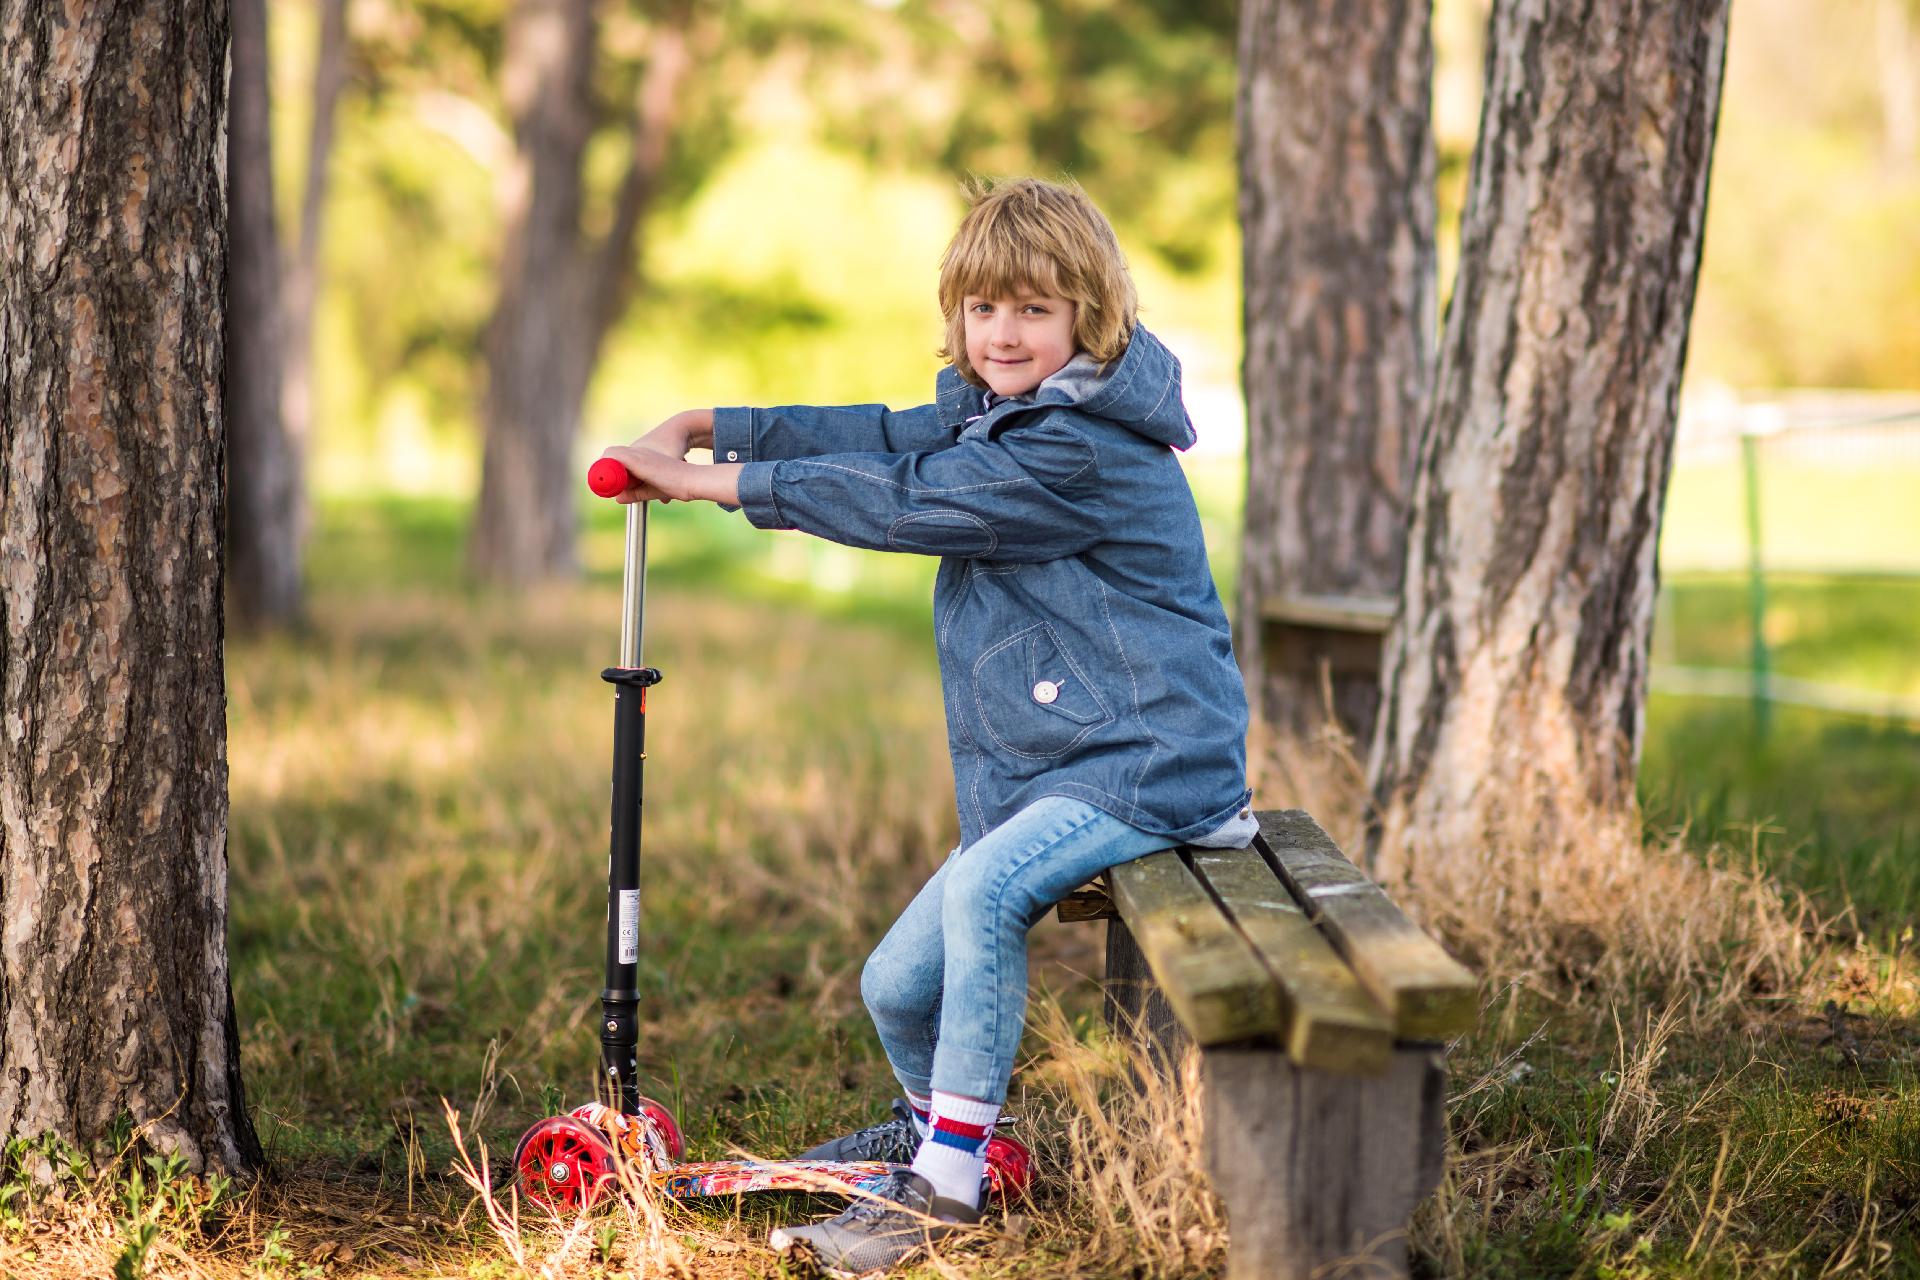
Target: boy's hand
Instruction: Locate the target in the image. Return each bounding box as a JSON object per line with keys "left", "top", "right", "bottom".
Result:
{"left": 597, "top": 443, "right": 743, "bottom": 507}
{"left": 630, "top": 409, "right": 714, "bottom": 460}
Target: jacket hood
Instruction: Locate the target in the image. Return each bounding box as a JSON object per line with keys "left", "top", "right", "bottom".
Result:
{"left": 934, "top": 324, "right": 1198, "bottom": 450}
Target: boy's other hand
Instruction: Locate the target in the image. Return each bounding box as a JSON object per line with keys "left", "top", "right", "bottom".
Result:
{"left": 631, "top": 409, "right": 714, "bottom": 460}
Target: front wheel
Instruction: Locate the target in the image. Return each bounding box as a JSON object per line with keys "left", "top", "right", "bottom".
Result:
{"left": 514, "top": 1116, "right": 617, "bottom": 1211}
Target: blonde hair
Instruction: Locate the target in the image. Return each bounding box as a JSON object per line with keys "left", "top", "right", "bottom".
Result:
{"left": 937, "top": 177, "right": 1138, "bottom": 389}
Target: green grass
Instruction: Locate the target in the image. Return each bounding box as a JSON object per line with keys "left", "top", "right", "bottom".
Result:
{"left": 200, "top": 495, "right": 1920, "bottom": 1277}
{"left": 1660, "top": 459, "right": 1920, "bottom": 577}
{"left": 1642, "top": 699, "right": 1920, "bottom": 942}
{"left": 1657, "top": 571, "right": 1920, "bottom": 698}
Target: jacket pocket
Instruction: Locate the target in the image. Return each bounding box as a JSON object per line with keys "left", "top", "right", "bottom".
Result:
{"left": 972, "top": 623, "right": 1115, "bottom": 759}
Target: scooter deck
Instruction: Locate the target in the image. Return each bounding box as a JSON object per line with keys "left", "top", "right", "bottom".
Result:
{"left": 653, "top": 1158, "right": 899, "bottom": 1200}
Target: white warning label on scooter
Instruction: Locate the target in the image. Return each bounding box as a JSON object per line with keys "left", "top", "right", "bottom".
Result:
{"left": 618, "top": 890, "right": 640, "bottom": 964}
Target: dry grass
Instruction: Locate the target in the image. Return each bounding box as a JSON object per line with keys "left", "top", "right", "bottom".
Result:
{"left": 1247, "top": 715, "right": 1825, "bottom": 1024}
{"left": 7, "top": 555, "right": 1914, "bottom": 1277}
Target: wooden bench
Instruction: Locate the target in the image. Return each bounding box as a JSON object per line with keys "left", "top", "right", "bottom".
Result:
{"left": 1252, "top": 592, "right": 1397, "bottom": 740}
{"left": 1056, "top": 808, "right": 1476, "bottom": 1280}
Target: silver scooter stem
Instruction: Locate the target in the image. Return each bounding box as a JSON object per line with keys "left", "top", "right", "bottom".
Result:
{"left": 618, "top": 501, "right": 647, "bottom": 668}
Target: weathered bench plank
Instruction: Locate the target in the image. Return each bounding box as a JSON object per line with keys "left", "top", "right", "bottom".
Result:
{"left": 1105, "top": 851, "right": 1280, "bottom": 1046}
{"left": 1255, "top": 810, "right": 1477, "bottom": 1041}
{"left": 1186, "top": 847, "right": 1394, "bottom": 1074}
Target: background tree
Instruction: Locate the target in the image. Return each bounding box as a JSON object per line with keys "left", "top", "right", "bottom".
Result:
{"left": 0, "top": 1, "right": 260, "bottom": 1172}
{"left": 280, "top": 0, "right": 353, "bottom": 550}
{"left": 1233, "top": 0, "right": 1436, "bottom": 746}
{"left": 469, "top": 0, "right": 698, "bottom": 584}
{"left": 228, "top": 0, "right": 303, "bottom": 627}
{"left": 226, "top": 0, "right": 351, "bottom": 627}
{"left": 1368, "top": 0, "right": 1734, "bottom": 856}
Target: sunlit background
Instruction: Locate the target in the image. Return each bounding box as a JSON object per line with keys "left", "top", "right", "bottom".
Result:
{"left": 277, "top": 0, "right": 1919, "bottom": 807}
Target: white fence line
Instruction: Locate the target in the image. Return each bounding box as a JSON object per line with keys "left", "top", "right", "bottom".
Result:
{"left": 1650, "top": 664, "right": 1920, "bottom": 726}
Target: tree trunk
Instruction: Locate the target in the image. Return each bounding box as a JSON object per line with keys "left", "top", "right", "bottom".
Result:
{"left": 1234, "top": 0, "right": 1436, "bottom": 749}
{"left": 0, "top": 2, "right": 261, "bottom": 1174}
{"left": 280, "top": 0, "right": 351, "bottom": 539}
{"left": 1366, "top": 0, "right": 1731, "bottom": 858}
{"left": 469, "top": 0, "right": 690, "bottom": 585}
{"left": 1877, "top": 0, "right": 1917, "bottom": 173}
{"left": 227, "top": 0, "right": 304, "bottom": 628}
{"left": 469, "top": 0, "right": 601, "bottom": 585}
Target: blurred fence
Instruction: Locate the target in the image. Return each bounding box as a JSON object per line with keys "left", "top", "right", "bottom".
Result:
{"left": 1654, "top": 390, "right": 1920, "bottom": 731}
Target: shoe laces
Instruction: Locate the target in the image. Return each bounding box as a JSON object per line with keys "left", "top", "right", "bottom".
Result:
{"left": 843, "top": 1170, "right": 928, "bottom": 1225}
{"left": 837, "top": 1100, "right": 919, "bottom": 1162}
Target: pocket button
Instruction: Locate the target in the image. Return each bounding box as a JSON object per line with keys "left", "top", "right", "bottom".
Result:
{"left": 1032, "top": 680, "right": 1059, "bottom": 705}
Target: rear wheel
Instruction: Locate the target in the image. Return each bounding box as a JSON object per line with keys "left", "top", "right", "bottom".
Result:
{"left": 514, "top": 1116, "right": 617, "bottom": 1211}
{"left": 567, "top": 1097, "right": 685, "bottom": 1165}
{"left": 983, "top": 1134, "right": 1033, "bottom": 1200}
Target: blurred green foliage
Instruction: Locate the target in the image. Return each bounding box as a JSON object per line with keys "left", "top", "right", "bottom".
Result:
{"left": 1691, "top": 0, "right": 1920, "bottom": 389}
{"left": 273, "top": 0, "right": 1920, "bottom": 500}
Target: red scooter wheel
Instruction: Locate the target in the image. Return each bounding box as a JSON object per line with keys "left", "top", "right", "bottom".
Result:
{"left": 637, "top": 1097, "right": 685, "bottom": 1161}
{"left": 514, "top": 1116, "right": 618, "bottom": 1211}
{"left": 983, "top": 1134, "right": 1033, "bottom": 1200}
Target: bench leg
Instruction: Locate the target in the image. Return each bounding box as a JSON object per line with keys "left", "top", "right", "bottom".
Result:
{"left": 1202, "top": 1044, "right": 1446, "bottom": 1280}
{"left": 1103, "top": 917, "right": 1190, "bottom": 1075}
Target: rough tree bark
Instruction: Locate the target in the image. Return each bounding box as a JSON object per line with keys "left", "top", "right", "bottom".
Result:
{"left": 1234, "top": 0, "right": 1435, "bottom": 748}
{"left": 227, "top": 0, "right": 304, "bottom": 628}
{"left": 1367, "top": 0, "right": 1732, "bottom": 857}
{"left": 469, "top": 0, "right": 690, "bottom": 584}
{"left": 0, "top": 2, "right": 261, "bottom": 1172}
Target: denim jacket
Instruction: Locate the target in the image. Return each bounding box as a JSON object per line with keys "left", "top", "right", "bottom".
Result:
{"left": 712, "top": 325, "right": 1252, "bottom": 848}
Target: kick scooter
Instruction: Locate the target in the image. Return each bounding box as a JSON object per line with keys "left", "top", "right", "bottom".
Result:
{"left": 509, "top": 457, "right": 1033, "bottom": 1212}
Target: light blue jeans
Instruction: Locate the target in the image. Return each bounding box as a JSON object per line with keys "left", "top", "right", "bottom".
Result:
{"left": 858, "top": 795, "right": 1172, "bottom": 1105}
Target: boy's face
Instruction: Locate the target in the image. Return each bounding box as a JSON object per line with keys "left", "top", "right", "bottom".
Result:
{"left": 963, "top": 290, "right": 1077, "bottom": 397}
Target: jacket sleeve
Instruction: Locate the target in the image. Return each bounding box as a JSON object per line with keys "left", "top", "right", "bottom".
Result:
{"left": 734, "top": 415, "right": 1107, "bottom": 562}
{"left": 710, "top": 402, "right": 956, "bottom": 464}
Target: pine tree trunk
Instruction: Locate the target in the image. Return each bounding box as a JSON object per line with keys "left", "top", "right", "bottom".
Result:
{"left": 228, "top": 0, "right": 305, "bottom": 628}
{"left": 1234, "top": 0, "right": 1436, "bottom": 748}
{"left": 0, "top": 2, "right": 261, "bottom": 1173}
{"left": 1367, "top": 0, "right": 1731, "bottom": 857}
{"left": 469, "top": 0, "right": 601, "bottom": 585}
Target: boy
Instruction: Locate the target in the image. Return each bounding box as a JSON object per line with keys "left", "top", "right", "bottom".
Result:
{"left": 600, "top": 178, "right": 1252, "bottom": 1274}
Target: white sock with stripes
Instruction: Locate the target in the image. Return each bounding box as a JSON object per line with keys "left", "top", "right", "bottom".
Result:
{"left": 910, "top": 1091, "right": 998, "bottom": 1208}
{"left": 904, "top": 1088, "right": 933, "bottom": 1139}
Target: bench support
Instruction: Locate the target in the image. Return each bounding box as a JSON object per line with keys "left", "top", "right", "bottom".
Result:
{"left": 1202, "top": 1044, "right": 1446, "bottom": 1280}
{"left": 1102, "top": 917, "right": 1189, "bottom": 1073}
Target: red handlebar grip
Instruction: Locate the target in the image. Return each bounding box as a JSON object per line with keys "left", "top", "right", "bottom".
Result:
{"left": 587, "top": 457, "right": 630, "bottom": 499}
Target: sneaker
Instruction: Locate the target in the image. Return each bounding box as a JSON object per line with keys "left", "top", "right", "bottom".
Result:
{"left": 769, "top": 1168, "right": 979, "bottom": 1276}
{"left": 795, "top": 1098, "right": 923, "bottom": 1165}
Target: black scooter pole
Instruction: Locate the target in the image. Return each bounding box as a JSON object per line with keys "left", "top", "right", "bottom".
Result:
{"left": 588, "top": 460, "right": 660, "bottom": 1116}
